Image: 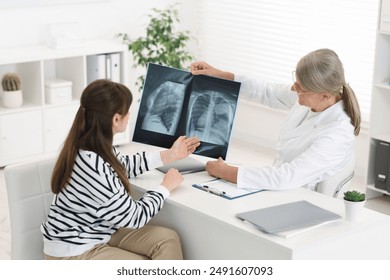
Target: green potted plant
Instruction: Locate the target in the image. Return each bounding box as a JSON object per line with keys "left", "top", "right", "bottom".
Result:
{"left": 1, "top": 73, "right": 23, "bottom": 108}
{"left": 117, "top": 3, "right": 194, "bottom": 93}
{"left": 343, "top": 190, "right": 366, "bottom": 222}
{"left": 344, "top": 190, "right": 365, "bottom": 202}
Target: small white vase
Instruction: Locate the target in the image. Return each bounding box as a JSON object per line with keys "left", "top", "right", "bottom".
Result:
{"left": 2, "top": 90, "right": 23, "bottom": 108}
{"left": 344, "top": 199, "right": 365, "bottom": 222}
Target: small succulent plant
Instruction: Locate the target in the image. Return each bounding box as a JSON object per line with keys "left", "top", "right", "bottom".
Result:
{"left": 344, "top": 190, "right": 365, "bottom": 202}
{"left": 2, "top": 73, "right": 21, "bottom": 91}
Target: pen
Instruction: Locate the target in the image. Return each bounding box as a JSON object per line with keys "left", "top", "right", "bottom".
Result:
{"left": 203, "top": 185, "right": 226, "bottom": 196}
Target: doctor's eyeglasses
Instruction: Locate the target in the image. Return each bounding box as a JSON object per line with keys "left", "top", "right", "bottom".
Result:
{"left": 292, "top": 71, "right": 313, "bottom": 95}
{"left": 292, "top": 71, "right": 297, "bottom": 84}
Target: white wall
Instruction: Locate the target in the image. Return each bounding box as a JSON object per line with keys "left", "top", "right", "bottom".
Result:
{"left": 0, "top": 0, "right": 369, "bottom": 181}
{"left": 0, "top": 0, "right": 197, "bottom": 93}
{"left": 0, "top": 0, "right": 197, "bottom": 48}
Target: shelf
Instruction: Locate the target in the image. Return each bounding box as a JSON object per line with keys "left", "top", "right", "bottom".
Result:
{"left": 43, "top": 99, "right": 80, "bottom": 109}
{"left": 367, "top": 0, "right": 390, "bottom": 199}
{"left": 0, "top": 40, "right": 127, "bottom": 65}
{"left": 367, "top": 184, "right": 390, "bottom": 196}
{"left": 0, "top": 39, "right": 129, "bottom": 166}
{"left": 378, "top": 30, "right": 390, "bottom": 36}
{"left": 371, "top": 133, "right": 390, "bottom": 143}
{"left": 375, "top": 82, "right": 390, "bottom": 90}
{"left": 0, "top": 101, "right": 42, "bottom": 115}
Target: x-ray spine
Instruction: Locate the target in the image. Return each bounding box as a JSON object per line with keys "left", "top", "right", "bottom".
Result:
{"left": 186, "top": 91, "right": 234, "bottom": 145}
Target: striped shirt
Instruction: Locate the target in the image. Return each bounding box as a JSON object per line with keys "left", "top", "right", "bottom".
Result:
{"left": 40, "top": 147, "right": 168, "bottom": 257}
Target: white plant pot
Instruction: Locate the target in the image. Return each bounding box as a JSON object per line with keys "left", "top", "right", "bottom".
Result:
{"left": 2, "top": 90, "right": 23, "bottom": 108}
{"left": 344, "top": 199, "right": 365, "bottom": 222}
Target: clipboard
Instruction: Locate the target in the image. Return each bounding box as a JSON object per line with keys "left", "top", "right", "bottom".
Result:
{"left": 192, "top": 179, "right": 263, "bottom": 200}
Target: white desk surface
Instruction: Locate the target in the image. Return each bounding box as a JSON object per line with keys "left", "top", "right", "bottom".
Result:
{"left": 121, "top": 141, "right": 390, "bottom": 260}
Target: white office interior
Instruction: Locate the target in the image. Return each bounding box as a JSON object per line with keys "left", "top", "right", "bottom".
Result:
{"left": 1, "top": 0, "right": 390, "bottom": 260}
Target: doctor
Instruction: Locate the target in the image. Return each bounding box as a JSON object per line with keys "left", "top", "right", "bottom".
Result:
{"left": 190, "top": 48, "right": 361, "bottom": 191}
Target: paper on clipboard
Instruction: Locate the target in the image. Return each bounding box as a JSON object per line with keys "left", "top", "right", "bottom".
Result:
{"left": 192, "top": 179, "right": 262, "bottom": 199}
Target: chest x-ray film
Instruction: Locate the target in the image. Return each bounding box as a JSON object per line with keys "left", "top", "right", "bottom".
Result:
{"left": 133, "top": 63, "right": 241, "bottom": 160}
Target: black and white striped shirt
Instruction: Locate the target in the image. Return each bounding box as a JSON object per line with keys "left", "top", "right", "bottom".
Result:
{"left": 41, "top": 147, "right": 168, "bottom": 257}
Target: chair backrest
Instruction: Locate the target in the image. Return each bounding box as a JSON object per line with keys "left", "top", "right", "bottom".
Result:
{"left": 316, "top": 154, "right": 355, "bottom": 199}
{"left": 4, "top": 157, "right": 56, "bottom": 259}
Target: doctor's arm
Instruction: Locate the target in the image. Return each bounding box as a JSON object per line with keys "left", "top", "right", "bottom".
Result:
{"left": 190, "top": 61, "right": 234, "bottom": 80}
{"left": 206, "top": 158, "right": 238, "bottom": 183}
{"left": 191, "top": 61, "right": 296, "bottom": 110}
{"left": 237, "top": 130, "right": 354, "bottom": 191}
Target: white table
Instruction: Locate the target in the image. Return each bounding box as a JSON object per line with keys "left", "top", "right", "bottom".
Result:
{"left": 124, "top": 142, "right": 390, "bottom": 260}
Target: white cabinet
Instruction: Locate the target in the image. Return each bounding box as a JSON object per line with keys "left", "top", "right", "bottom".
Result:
{"left": 43, "top": 105, "right": 79, "bottom": 153}
{"left": 0, "top": 111, "right": 43, "bottom": 164}
{"left": 380, "top": 0, "right": 390, "bottom": 32}
{"left": 366, "top": 0, "right": 390, "bottom": 198}
{"left": 0, "top": 40, "right": 130, "bottom": 166}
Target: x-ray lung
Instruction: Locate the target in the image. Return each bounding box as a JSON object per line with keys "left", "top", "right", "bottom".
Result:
{"left": 141, "top": 81, "right": 186, "bottom": 135}
{"left": 186, "top": 90, "right": 235, "bottom": 145}
{"left": 133, "top": 63, "right": 241, "bottom": 160}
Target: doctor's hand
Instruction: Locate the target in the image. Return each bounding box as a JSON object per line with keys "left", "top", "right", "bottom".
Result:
{"left": 161, "top": 168, "right": 184, "bottom": 192}
{"left": 160, "top": 136, "right": 201, "bottom": 165}
{"left": 206, "top": 157, "right": 238, "bottom": 184}
{"left": 190, "top": 61, "right": 234, "bottom": 81}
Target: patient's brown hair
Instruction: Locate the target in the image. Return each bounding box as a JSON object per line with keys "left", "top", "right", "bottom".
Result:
{"left": 51, "top": 79, "right": 133, "bottom": 194}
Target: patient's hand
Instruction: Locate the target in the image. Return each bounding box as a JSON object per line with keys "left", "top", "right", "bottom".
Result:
{"left": 161, "top": 168, "right": 184, "bottom": 192}
{"left": 173, "top": 136, "right": 200, "bottom": 159}
{"left": 161, "top": 136, "right": 201, "bottom": 164}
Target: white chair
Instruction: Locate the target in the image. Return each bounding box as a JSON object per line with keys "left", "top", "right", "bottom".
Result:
{"left": 315, "top": 154, "right": 355, "bottom": 199}
{"left": 4, "top": 158, "right": 56, "bottom": 259}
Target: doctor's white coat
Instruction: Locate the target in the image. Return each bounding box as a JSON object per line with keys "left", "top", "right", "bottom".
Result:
{"left": 235, "top": 75, "right": 355, "bottom": 191}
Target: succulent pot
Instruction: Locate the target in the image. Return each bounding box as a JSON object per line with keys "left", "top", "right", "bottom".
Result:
{"left": 344, "top": 199, "right": 365, "bottom": 222}
{"left": 2, "top": 90, "right": 23, "bottom": 108}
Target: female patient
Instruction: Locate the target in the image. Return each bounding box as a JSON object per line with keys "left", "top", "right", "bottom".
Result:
{"left": 191, "top": 48, "right": 360, "bottom": 191}
{"left": 41, "top": 79, "right": 200, "bottom": 260}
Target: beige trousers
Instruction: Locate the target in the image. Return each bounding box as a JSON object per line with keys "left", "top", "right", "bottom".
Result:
{"left": 45, "top": 225, "right": 183, "bottom": 260}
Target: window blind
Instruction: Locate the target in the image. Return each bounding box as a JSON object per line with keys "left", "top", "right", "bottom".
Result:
{"left": 193, "top": 0, "right": 379, "bottom": 121}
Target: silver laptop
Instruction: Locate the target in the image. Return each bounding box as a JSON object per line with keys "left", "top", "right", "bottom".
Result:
{"left": 236, "top": 200, "right": 341, "bottom": 234}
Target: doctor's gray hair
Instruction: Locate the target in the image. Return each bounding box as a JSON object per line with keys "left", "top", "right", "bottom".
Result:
{"left": 295, "top": 48, "right": 361, "bottom": 136}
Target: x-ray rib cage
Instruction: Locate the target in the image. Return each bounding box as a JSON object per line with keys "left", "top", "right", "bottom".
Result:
{"left": 186, "top": 90, "right": 235, "bottom": 146}
{"left": 141, "top": 81, "right": 186, "bottom": 135}
{"left": 133, "top": 63, "right": 241, "bottom": 159}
